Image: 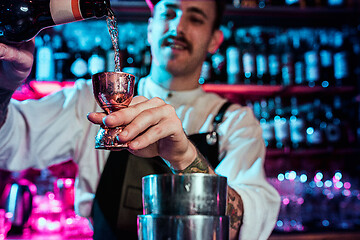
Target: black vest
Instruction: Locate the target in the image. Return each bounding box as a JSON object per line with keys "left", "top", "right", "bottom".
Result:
{"left": 91, "top": 93, "right": 231, "bottom": 240}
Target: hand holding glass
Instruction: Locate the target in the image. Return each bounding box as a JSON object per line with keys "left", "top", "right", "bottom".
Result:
{"left": 92, "top": 71, "right": 135, "bottom": 150}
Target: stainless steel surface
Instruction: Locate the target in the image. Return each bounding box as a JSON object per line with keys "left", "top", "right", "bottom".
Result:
{"left": 137, "top": 215, "right": 229, "bottom": 240}
{"left": 92, "top": 71, "right": 135, "bottom": 150}
{"left": 142, "top": 174, "right": 228, "bottom": 216}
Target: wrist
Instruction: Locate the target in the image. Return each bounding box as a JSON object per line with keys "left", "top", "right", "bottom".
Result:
{"left": 170, "top": 147, "right": 211, "bottom": 174}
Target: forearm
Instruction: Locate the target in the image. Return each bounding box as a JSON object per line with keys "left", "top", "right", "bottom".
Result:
{"left": 172, "top": 150, "right": 243, "bottom": 240}
{"left": 0, "top": 87, "right": 14, "bottom": 127}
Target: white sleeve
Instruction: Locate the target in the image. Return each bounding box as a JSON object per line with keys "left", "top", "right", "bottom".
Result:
{"left": 215, "top": 105, "right": 281, "bottom": 240}
{"left": 0, "top": 80, "right": 94, "bottom": 171}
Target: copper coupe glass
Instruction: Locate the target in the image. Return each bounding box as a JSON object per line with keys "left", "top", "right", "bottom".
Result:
{"left": 92, "top": 71, "right": 135, "bottom": 150}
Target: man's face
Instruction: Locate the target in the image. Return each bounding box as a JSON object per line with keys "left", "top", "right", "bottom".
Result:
{"left": 148, "top": 0, "right": 222, "bottom": 77}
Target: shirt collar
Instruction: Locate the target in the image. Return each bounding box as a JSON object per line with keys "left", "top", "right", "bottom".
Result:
{"left": 139, "top": 76, "right": 204, "bottom": 105}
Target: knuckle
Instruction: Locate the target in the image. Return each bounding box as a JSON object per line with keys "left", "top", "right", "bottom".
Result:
{"left": 151, "top": 97, "right": 165, "bottom": 105}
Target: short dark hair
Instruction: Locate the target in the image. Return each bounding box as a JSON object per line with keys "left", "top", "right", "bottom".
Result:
{"left": 145, "top": 0, "right": 226, "bottom": 30}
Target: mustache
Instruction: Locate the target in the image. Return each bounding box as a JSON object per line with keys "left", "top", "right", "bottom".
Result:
{"left": 162, "top": 35, "right": 192, "bottom": 52}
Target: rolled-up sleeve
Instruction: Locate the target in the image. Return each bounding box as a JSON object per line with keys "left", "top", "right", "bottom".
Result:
{"left": 215, "top": 105, "right": 281, "bottom": 240}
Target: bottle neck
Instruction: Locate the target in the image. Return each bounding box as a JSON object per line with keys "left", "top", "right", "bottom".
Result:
{"left": 80, "top": 0, "right": 110, "bottom": 18}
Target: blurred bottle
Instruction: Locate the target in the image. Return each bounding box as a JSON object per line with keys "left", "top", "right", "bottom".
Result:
{"left": 323, "top": 102, "right": 343, "bottom": 147}
{"left": 0, "top": 0, "right": 111, "bottom": 43}
{"left": 254, "top": 31, "right": 270, "bottom": 85}
{"left": 292, "top": 30, "right": 306, "bottom": 86}
{"left": 304, "top": 30, "right": 320, "bottom": 87}
{"left": 268, "top": 35, "right": 282, "bottom": 85}
{"left": 327, "top": 0, "right": 345, "bottom": 7}
{"left": 306, "top": 99, "right": 325, "bottom": 148}
{"left": 289, "top": 97, "right": 306, "bottom": 149}
{"left": 241, "top": 31, "right": 257, "bottom": 85}
{"left": 274, "top": 97, "right": 290, "bottom": 149}
{"left": 52, "top": 34, "right": 71, "bottom": 81}
{"left": 280, "top": 33, "right": 295, "bottom": 86}
{"left": 260, "top": 99, "right": 276, "bottom": 148}
{"left": 226, "top": 46, "right": 241, "bottom": 84}
{"left": 36, "top": 34, "right": 55, "bottom": 81}
{"left": 88, "top": 36, "right": 106, "bottom": 76}
{"left": 333, "top": 31, "right": 350, "bottom": 86}
{"left": 318, "top": 29, "right": 334, "bottom": 88}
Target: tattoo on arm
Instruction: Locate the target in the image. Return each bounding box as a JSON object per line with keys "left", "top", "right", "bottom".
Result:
{"left": 227, "top": 187, "right": 244, "bottom": 237}
{"left": 172, "top": 150, "right": 210, "bottom": 174}
{"left": 0, "top": 87, "right": 14, "bottom": 127}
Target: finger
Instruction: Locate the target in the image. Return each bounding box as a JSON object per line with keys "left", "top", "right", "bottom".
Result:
{"left": 127, "top": 118, "right": 179, "bottom": 150}
{"left": 129, "top": 95, "right": 148, "bottom": 106}
{"left": 87, "top": 96, "right": 148, "bottom": 125}
{"left": 118, "top": 103, "right": 177, "bottom": 143}
{"left": 103, "top": 97, "right": 166, "bottom": 128}
{"left": 87, "top": 112, "right": 107, "bottom": 124}
{"left": 0, "top": 40, "right": 35, "bottom": 71}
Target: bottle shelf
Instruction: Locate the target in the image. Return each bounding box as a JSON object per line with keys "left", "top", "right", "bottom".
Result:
{"left": 110, "top": 1, "right": 360, "bottom": 26}
{"left": 202, "top": 84, "right": 357, "bottom": 97}
{"left": 266, "top": 147, "right": 360, "bottom": 158}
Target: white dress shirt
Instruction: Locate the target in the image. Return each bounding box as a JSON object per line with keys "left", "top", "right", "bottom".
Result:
{"left": 0, "top": 77, "right": 280, "bottom": 240}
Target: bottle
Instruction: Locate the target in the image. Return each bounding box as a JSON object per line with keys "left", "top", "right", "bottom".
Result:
{"left": 318, "top": 29, "right": 334, "bottom": 88}
{"left": 333, "top": 31, "right": 350, "bottom": 86}
{"left": 291, "top": 30, "right": 306, "bottom": 86}
{"left": 36, "top": 34, "right": 55, "bottom": 81}
{"left": 280, "top": 33, "right": 294, "bottom": 86}
{"left": 254, "top": 31, "right": 270, "bottom": 85}
{"left": 273, "top": 97, "right": 290, "bottom": 149}
{"left": 241, "top": 31, "right": 257, "bottom": 85}
{"left": 304, "top": 30, "right": 320, "bottom": 87}
{"left": 0, "top": 0, "right": 111, "bottom": 43}
{"left": 52, "top": 34, "right": 71, "bottom": 81}
{"left": 306, "top": 99, "right": 325, "bottom": 148}
{"left": 260, "top": 99, "right": 276, "bottom": 149}
{"left": 289, "top": 97, "right": 306, "bottom": 149}
{"left": 88, "top": 36, "right": 106, "bottom": 76}
{"left": 268, "top": 35, "right": 282, "bottom": 85}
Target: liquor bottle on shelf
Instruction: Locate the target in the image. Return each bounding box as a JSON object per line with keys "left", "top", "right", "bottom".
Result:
{"left": 333, "top": 30, "right": 350, "bottom": 87}
{"left": 0, "top": 0, "right": 112, "bottom": 43}
{"left": 280, "top": 33, "right": 295, "bottom": 86}
{"left": 254, "top": 31, "right": 270, "bottom": 85}
{"left": 36, "top": 34, "right": 55, "bottom": 81}
{"left": 323, "top": 103, "right": 343, "bottom": 147}
{"left": 304, "top": 30, "right": 321, "bottom": 87}
{"left": 241, "top": 0, "right": 258, "bottom": 7}
{"left": 289, "top": 97, "right": 306, "bottom": 149}
{"left": 260, "top": 99, "right": 276, "bottom": 149}
{"left": 306, "top": 99, "right": 325, "bottom": 148}
{"left": 274, "top": 97, "right": 291, "bottom": 149}
{"left": 52, "top": 34, "right": 71, "bottom": 81}
{"left": 327, "top": 0, "right": 345, "bottom": 8}
{"left": 318, "top": 29, "right": 334, "bottom": 88}
{"left": 226, "top": 46, "right": 241, "bottom": 85}
{"left": 291, "top": 30, "right": 306, "bottom": 86}
{"left": 268, "top": 35, "right": 282, "bottom": 85}
{"left": 88, "top": 36, "right": 106, "bottom": 76}
{"left": 241, "top": 31, "right": 257, "bottom": 85}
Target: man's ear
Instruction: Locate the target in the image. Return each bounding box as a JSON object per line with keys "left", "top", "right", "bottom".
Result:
{"left": 147, "top": 18, "right": 153, "bottom": 45}
{"left": 208, "top": 29, "right": 224, "bottom": 54}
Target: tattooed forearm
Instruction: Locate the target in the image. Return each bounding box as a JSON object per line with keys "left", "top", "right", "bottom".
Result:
{"left": 227, "top": 187, "right": 243, "bottom": 240}
{"left": 0, "top": 87, "right": 14, "bottom": 127}
{"left": 172, "top": 150, "right": 211, "bottom": 174}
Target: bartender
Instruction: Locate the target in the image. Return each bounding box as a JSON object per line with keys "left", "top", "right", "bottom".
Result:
{"left": 0, "top": 0, "right": 280, "bottom": 239}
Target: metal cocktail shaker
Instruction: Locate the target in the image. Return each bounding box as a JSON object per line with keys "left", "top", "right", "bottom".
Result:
{"left": 138, "top": 173, "right": 229, "bottom": 240}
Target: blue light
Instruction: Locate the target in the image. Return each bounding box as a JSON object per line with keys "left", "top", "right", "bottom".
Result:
{"left": 322, "top": 81, "right": 329, "bottom": 88}
{"left": 306, "top": 127, "right": 314, "bottom": 135}
{"left": 278, "top": 173, "right": 285, "bottom": 181}
{"left": 322, "top": 220, "right": 330, "bottom": 227}
{"left": 277, "top": 220, "right": 284, "bottom": 227}
{"left": 300, "top": 174, "right": 307, "bottom": 183}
